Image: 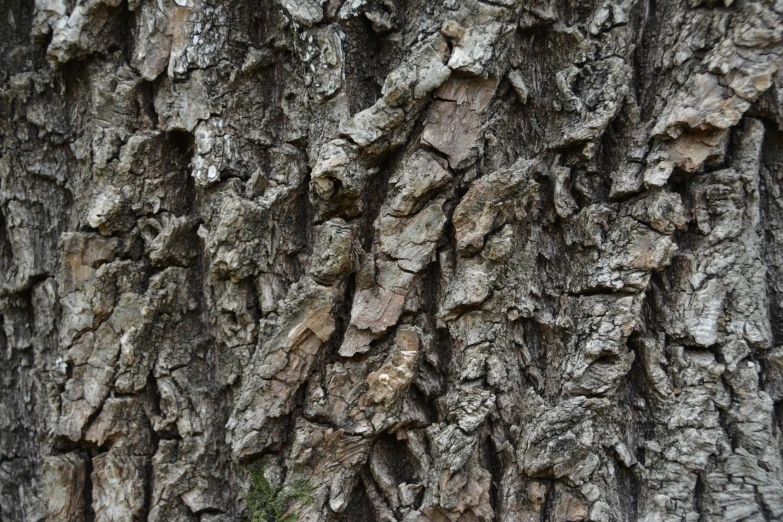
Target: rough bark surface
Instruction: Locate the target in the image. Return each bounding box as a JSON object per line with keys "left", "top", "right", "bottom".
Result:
{"left": 2, "top": 0, "right": 783, "bottom": 521}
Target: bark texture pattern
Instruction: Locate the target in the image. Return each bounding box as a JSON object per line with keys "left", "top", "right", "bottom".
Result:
{"left": 2, "top": 0, "right": 783, "bottom": 521}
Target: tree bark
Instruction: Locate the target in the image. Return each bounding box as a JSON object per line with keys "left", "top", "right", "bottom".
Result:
{"left": 2, "top": 0, "right": 783, "bottom": 520}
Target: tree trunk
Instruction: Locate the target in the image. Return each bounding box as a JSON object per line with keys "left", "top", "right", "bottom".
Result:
{"left": 2, "top": 0, "right": 783, "bottom": 520}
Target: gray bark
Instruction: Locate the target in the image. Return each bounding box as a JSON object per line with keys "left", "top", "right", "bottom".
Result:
{"left": 2, "top": 0, "right": 783, "bottom": 521}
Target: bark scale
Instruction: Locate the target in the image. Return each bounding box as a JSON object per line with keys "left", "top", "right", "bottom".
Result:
{"left": 2, "top": 0, "right": 783, "bottom": 521}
